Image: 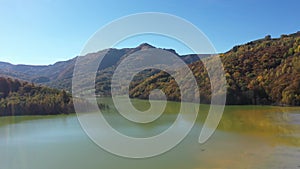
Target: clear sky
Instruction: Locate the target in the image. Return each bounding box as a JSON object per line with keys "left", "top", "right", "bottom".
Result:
{"left": 0, "top": 0, "right": 299, "bottom": 65}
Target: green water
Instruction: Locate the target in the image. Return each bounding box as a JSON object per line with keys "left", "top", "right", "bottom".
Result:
{"left": 0, "top": 99, "right": 299, "bottom": 169}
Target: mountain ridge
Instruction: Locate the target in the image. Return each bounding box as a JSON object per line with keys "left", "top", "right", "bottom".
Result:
{"left": 0, "top": 43, "right": 201, "bottom": 91}
{"left": 129, "top": 32, "right": 300, "bottom": 105}
{"left": 0, "top": 31, "right": 300, "bottom": 105}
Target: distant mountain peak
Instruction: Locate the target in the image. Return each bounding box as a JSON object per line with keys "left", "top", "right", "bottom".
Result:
{"left": 137, "top": 43, "right": 155, "bottom": 49}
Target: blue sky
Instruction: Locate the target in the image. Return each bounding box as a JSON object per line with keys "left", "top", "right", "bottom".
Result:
{"left": 0, "top": 0, "right": 299, "bottom": 65}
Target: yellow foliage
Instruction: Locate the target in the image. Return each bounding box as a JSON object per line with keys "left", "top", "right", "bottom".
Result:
{"left": 257, "top": 75, "right": 263, "bottom": 82}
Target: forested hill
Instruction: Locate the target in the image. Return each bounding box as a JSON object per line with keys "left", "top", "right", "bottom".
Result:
{"left": 0, "top": 31, "right": 300, "bottom": 106}
{"left": 129, "top": 32, "right": 300, "bottom": 106}
{"left": 0, "top": 77, "right": 75, "bottom": 116}
{"left": 221, "top": 32, "right": 300, "bottom": 105}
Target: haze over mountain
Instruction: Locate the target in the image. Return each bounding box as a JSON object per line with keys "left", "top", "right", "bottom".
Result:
{"left": 0, "top": 31, "right": 300, "bottom": 106}
{"left": 0, "top": 43, "right": 202, "bottom": 91}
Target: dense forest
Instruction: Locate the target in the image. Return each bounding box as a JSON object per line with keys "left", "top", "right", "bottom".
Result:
{"left": 0, "top": 77, "right": 75, "bottom": 116}
{"left": 129, "top": 32, "right": 300, "bottom": 106}
{"left": 1, "top": 32, "right": 300, "bottom": 107}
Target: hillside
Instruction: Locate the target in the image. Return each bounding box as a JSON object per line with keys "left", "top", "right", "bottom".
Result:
{"left": 129, "top": 32, "right": 300, "bottom": 106}
{"left": 0, "top": 43, "right": 199, "bottom": 92}
{"left": 0, "top": 58, "right": 76, "bottom": 89}
{"left": 0, "top": 32, "right": 300, "bottom": 106}
{"left": 0, "top": 77, "right": 75, "bottom": 116}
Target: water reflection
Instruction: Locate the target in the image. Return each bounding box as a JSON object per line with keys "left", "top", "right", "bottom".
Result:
{"left": 218, "top": 106, "right": 300, "bottom": 146}
{"left": 0, "top": 99, "right": 299, "bottom": 169}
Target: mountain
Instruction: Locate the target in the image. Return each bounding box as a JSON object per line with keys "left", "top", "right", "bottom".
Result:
{"left": 0, "top": 58, "right": 76, "bottom": 87}
{"left": 129, "top": 32, "right": 300, "bottom": 106}
{"left": 0, "top": 43, "right": 201, "bottom": 92}
{"left": 0, "top": 31, "right": 300, "bottom": 106}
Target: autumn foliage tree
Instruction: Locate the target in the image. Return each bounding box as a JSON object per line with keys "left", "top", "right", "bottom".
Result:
{"left": 0, "top": 77, "right": 75, "bottom": 116}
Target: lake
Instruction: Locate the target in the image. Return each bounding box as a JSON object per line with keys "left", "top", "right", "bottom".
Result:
{"left": 0, "top": 98, "right": 299, "bottom": 169}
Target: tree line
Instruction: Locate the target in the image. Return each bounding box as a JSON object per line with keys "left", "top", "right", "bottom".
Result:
{"left": 128, "top": 32, "right": 300, "bottom": 106}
